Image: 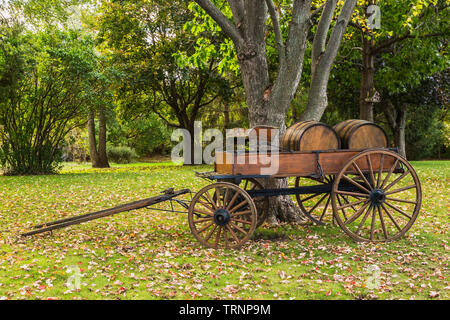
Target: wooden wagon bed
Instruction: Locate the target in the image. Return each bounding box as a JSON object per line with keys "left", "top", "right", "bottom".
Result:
{"left": 214, "top": 148, "right": 398, "bottom": 178}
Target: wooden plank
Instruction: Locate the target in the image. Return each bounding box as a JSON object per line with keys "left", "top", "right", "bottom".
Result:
{"left": 215, "top": 150, "right": 396, "bottom": 178}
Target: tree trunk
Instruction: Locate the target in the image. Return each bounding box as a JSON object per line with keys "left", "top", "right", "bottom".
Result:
{"left": 97, "top": 107, "right": 110, "bottom": 168}
{"left": 194, "top": 0, "right": 357, "bottom": 224}
{"left": 359, "top": 35, "right": 376, "bottom": 121}
{"left": 88, "top": 108, "right": 110, "bottom": 168}
{"left": 88, "top": 109, "right": 99, "bottom": 167}
{"left": 383, "top": 100, "right": 407, "bottom": 157}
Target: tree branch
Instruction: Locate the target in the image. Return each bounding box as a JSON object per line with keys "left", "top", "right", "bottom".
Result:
{"left": 322, "top": 0, "right": 357, "bottom": 67}
{"left": 312, "top": 0, "right": 337, "bottom": 64}
{"left": 266, "top": 0, "right": 286, "bottom": 64}
{"left": 194, "top": 0, "right": 243, "bottom": 45}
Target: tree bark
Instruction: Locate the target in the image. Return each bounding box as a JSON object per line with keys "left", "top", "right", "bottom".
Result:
{"left": 97, "top": 107, "right": 110, "bottom": 168}
{"left": 88, "top": 109, "right": 99, "bottom": 167}
{"left": 88, "top": 108, "right": 110, "bottom": 168}
{"left": 383, "top": 100, "right": 407, "bottom": 157}
{"left": 194, "top": 0, "right": 357, "bottom": 223}
{"left": 359, "top": 34, "right": 375, "bottom": 121}
{"left": 302, "top": 0, "right": 357, "bottom": 121}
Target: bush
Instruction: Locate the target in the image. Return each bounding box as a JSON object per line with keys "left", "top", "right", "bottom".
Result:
{"left": 106, "top": 146, "right": 138, "bottom": 164}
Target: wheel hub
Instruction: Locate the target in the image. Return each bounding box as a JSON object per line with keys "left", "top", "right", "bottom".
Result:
{"left": 370, "top": 189, "right": 386, "bottom": 205}
{"left": 213, "top": 208, "right": 231, "bottom": 226}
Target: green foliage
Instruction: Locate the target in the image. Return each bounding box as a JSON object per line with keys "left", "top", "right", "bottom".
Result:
{"left": 0, "top": 23, "right": 104, "bottom": 174}
{"left": 106, "top": 145, "right": 138, "bottom": 164}
{"left": 107, "top": 114, "right": 172, "bottom": 157}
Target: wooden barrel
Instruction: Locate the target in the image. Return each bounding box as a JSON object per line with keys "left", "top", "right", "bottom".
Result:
{"left": 333, "top": 119, "right": 388, "bottom": 149}
{"left": 281, "top": 121, "right": 340, "bottom": 151}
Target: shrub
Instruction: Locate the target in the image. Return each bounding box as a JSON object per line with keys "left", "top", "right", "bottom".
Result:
{"left": 106, "top": 146, "right": 138, "bottom": 164}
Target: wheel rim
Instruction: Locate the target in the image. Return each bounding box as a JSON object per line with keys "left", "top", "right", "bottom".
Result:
{"left": 295, "top": 175, "right": 337, "bottom": 225}
{"left": 240, "top": 178, "right": 269, "bottom": 228}
{"left": 188, "top": 183, "right": 257, "bottom": 248}
{"left": 332, "top": 150, "right": 422, "bottom": 242}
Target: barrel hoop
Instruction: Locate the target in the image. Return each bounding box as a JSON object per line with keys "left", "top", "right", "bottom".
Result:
{"left": 283, "top": 121, "right": 311, "bottom": 149}
{"left": 287, "top": 120, "right": 315, "bottom": 150}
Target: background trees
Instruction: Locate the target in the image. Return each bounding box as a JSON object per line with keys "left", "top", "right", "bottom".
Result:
{"left": 96, "top": 0, "right": 234, "bottom": 164}
{"left": 0, "top": 18, "right": 104, "bottom": 174}
{"left": 0, "top": 0, "right": 448, "bottom": 175}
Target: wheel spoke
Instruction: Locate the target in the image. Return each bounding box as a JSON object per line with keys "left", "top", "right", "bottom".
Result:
{"left": 193, "top": 217, "right": 213, "bottom": 223}
{"left": 380, "top": 159, "right": 399, "bottom": 189}
{"left": 335, "top": 190, "right": 370, "bottom": 198}
{"left": 214, "top": 187, "right": 222, "bottom": 208}
{"left": 198, "top": 198, "right": 215, "bottom": 211}
{"left": 319, "top": 195, "right": 331, "bottom": 222}
{"left": 370, "top": 207, "right": 376, "bottom": 240}
{"left": 231, "top": 218, "right": 252, "bottom": 225}
{"left": 307, "top": 193, "right": 328, "bottom": 215}
{"left": 376, "top": 154, "right": 385, "bottom": 188}
{"left": 231, "top": 210, "right": 252, "bottom": 217}
{"left": 336, "top": 195, "right": 348, "bottom": 221}
{"left": 355, "top": 204, "right": 373, "bottom": 235}
{"left": 344, "top": 201, "right": 370, "bottom": 225}
{"left": 385, "top": 184, "right": 416, "bottom": 196}
{"left": 342, "top": 174, "right": 371, "bottom": 194}
{"left": 383, "top": 169, "right": 411, "bottom": 192}
{"left": 377, "top": 205, "right": 388, "bottom": 240}
{"left": 230, "top": 199, "right": 249, "bottom": 213}
{"left": 366, "top": 155, "right": 376, "bottom": 189}
{"left": 215, "top": 226, "right": 222, "bottom": 247}
{"left": 197, "top": 221, "right": 214, "bottom": 234}
{"left": 385, "top": 197, "right": 417, "bottom": 205}
{"left": 229, "top": 222, "right": 248, "bottom": 236}
{"left": 336, "top": 198, "right": 367, "bottom": 210}
{"left": 351, "top": 162, "right": 373, "bottom": 191}
{"left": 301, "top": 193, "right": 322, "bottom": 202}
{"left": 204, "top": 224, "right": 217, "bottom": 242}
{"left": 381, "top": 203, "right": 402, "bottom": 231}
{"left": 226, "top": 190, "right": 239, "bottom": 210}
{"left": 205, "top": 190, "right": 218, "bottom": 210}
{"left": 226, "top": 225, "right": 240, "bottom": 243}
{"left": 193, "top": 208, "right": 214, "bottom": 217}
{"left": 384, "top": 201, "right": 412, "bottom": 219}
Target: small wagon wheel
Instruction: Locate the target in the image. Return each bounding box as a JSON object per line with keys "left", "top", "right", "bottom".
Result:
{"left": 188, "top": 182, "right": 257, "bottom": 249}
{"left": 240, "top": 178, "right": 269, "bottom": 228}
{"left": 294, "top": 175, "right": 335, "bottom": 225}
{"left": 331, "top": 149, "right": 422, "bottom": 242}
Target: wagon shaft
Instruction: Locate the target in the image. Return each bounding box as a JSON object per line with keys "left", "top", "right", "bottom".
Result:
{"left": 21, "top": 188, "right": 191, "bottom": 237}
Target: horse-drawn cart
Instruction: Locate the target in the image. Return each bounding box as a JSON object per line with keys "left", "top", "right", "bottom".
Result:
{"left": 23, "top": 120, "right": 422, "bottom": 249}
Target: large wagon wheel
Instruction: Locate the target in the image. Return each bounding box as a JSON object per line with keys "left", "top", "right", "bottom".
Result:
{"left": 294, "top": 175, "right": 335, "bottom": 225}
{"left": 240, "top": 178, "right": 269, "bottom": 228}
{"left": 331, "top": 149, "right": 422, "bottom": 242}
{"left": 188, "top": 182, "right": 257, "bottom": 249}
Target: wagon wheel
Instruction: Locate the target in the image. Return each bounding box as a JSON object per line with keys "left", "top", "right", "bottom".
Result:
{"left": 331, "top": 149, "right": 422, "bottom": 242}
{"left": 188, "top": 182, "right": 257, "bottom": 249}
{"left": 240, "top": 178, "right": 269, "bottom": 228}
{"left": 294, "top": 175, "right": 335, "bottom": 225}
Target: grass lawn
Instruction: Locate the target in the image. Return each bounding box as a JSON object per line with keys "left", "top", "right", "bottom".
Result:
{"left": 0, "top": 160, "right": 448, "bottom": 300}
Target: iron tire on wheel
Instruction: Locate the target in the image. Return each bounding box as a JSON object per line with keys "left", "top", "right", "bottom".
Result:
{"left": 331, "top": 149, "right": 422, "bottom": 242}
{"left": 188, "top": 182, "right": 257, "bottom": 249}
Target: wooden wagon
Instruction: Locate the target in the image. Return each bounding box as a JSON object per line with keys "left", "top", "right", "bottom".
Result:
{"left": 23, "top": 120, "right": 422, "bottom": 250}
{"left": 189, "top": 146, "right": 422, "bottom": 248}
